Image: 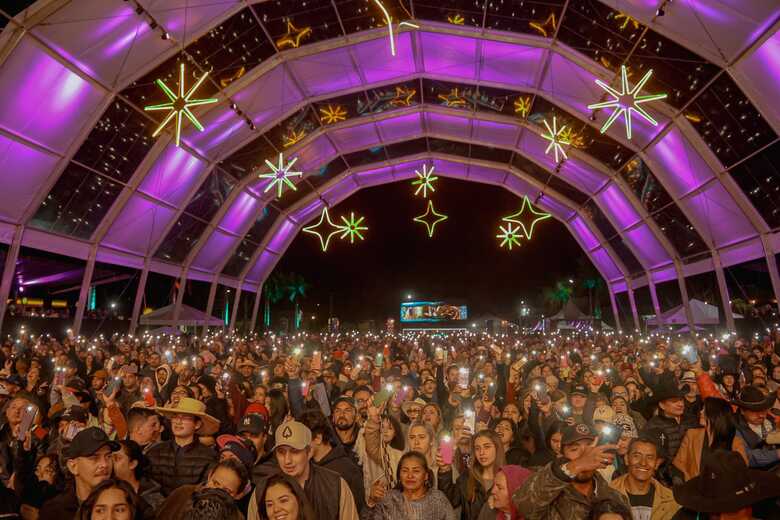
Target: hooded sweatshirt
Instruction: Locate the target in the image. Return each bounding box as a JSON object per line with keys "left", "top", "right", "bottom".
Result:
{"left": 477, "top": 465, "right": 532, "bottom": 520}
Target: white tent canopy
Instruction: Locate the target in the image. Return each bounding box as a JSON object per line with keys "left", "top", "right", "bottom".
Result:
{"left": 646, "top": 299, "right": 742, "bottom": 327}
{"left": 139, "top": 304, "right": 224, "bottom": 327}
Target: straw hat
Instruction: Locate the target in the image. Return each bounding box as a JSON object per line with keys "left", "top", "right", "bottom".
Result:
{"left": 156, "top": 397, "right": 220, "bottom": 435}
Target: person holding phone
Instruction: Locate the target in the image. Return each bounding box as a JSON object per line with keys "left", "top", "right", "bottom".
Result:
{"left": 364, "top": 451, "right": 455, "bottom": 520}
{"left": 363, "top": 402, "right": 405, "bottom": 507}
{"left": 436, "top": 430, "right": 505, "bottom": 520}
{"left": 514, "top": 423, "right": 629, "bottom": 520}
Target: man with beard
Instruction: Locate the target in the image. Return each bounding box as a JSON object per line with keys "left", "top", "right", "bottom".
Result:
{"left": 352, "top": 385, "right": 373, "bottom": 423}
{"left": 514, "top": 423, "right": 629, "bottom": 520}
{"left": 610, "top": 436, "right": 681, "bottom": 520}
{"left": 332, "top": 397, "right": 360, "bottom": 459}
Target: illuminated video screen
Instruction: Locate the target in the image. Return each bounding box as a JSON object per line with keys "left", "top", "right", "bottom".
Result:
{"left": 400, "top": 301, "right": 468, "bottom": 323}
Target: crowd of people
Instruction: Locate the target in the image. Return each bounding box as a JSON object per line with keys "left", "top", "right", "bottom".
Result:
{"left": 0, "top": 327, "right": 779, "bottom": 520}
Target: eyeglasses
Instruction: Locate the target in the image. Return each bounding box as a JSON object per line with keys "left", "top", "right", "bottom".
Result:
{"left": 171, "top": 414, "right": 196, "bottom": 423}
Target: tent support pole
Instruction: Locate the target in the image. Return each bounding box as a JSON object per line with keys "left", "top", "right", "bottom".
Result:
{"left": 648, "top": 276, "right": 663, "bottom": 329}
{"left": 202, "top": 279, "right": 218, "bottom": 337}
{"left": 129, "top": 260, "right": 149, "bottom": 336}
{"left": 73, "top": 248, "right": 97, "bottom": 337}
{"left": 609, "top": 285, "right": 622, "bottom": 333}
{"left": 712, "top": 252, "right": 736, "bottom": 332}
{"left": 0, "top": 226, "right": 23, "bottom": 336}
{"left": 627, "top": 282, "right": 641, "bottom": 333}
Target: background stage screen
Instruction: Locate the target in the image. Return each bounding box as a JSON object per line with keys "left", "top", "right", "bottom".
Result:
{"left": 400, "top": 301, "right": 468, "bottom": 323}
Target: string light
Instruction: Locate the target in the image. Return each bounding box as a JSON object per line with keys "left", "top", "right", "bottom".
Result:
{"left": 373, "top": 0, "right": 419, "bottom": 56}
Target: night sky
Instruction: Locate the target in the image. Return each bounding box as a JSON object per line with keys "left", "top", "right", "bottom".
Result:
{"left": 275, "top": 177, "right": 590, "bottom": 323}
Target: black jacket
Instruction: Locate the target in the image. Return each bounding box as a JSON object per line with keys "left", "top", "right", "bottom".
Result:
{"left": 145, "top": 438, "right": 217, "bottom": 496}
{"left": 318, "top": 444, "right": 366, "bottom": 512}
{"left": 438, "top": 467, "right": 489, "bottom": 520}
{"left": 255, "top": 462, "right": 343, "bottom": 520}
{"left": 39, "top": 486, "right": 79, "bottom": 520}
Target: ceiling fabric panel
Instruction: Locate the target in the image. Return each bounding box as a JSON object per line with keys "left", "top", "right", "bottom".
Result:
{"left": 102, "top": 194, "right": 176, "bottom": 255}
{"left": 0, "top": 134, "right": 60, "bottom": 223}
{"left": 137, "top": 144, "right": 209, "bottom": 207}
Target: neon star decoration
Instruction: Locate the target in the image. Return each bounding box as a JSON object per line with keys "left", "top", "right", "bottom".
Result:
{"left": 338, "top": 213, "right": 368, "bottom": 243}
{"left": 144, "top": 63, "right": 218, "bottom": 147}
{"left": 502, "top": 196, "right": 552, "bottom": 240}
{"left": 302, "top": 208, "right": 342, "bottom": 252}
{"left": 514, "top": 96, "right": 532, "bottom": 118}
{"left": 373, "top": 0, "right": 419, "bottom": 56}
{"left": 412, "top": 164, "right": 438, "bottom": 198}
{"left": 414, "top": 201, "right": 448, "bottom": 238}
{"left": 258, "top": 153, "right": 303, "bottom": 198}
{"left": 303, "top": 208, "right": 368, "bottom": 251}
{"left": 319, "top": 104, "right": 347, "bottom": 125}
{"left": 438, "top": 88, "right": 468, "bottom": 108}
{"left": 614, "top": 12, "right": 640, "bottom": 31}
{"left": 497, "top": 222, "right": 522, "bottom": 250}
{"left": 587, "top": 65, "right": 667, "bottom": 140}
{"left": 541, "top": 116, "right": 571, "bottom": 163}
{"left": 276, "top": 20, "right": 312, "bottom": 50}
{"left": 390, "top": 86, "right": 416, "bottom": 107}
{"left": 529, "top": 13, "right": 557, "bottom": 38}
{"left": 447, "top": 13, "right": 465, "bottom": 25}
{"left": 282, "top": 129, "right": 306, "bottom": 148}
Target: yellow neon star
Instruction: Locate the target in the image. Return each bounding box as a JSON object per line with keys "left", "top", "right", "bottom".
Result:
{"left": 219, "top": 66, "right": 245, "bottom": 88}
{"left": 319, "top": 104, "right": 348, "bottom": 125}
{"left": 437, "top": 87, "right": 467, "bottom": 108}
{"left": 414, "top": 201, "right": 448, "bottom": 238}
{"left": 390, "top": 86, "right": 416, "bottom": 107}
{"left": 282, "top": 129, "right": 306, "bottom": 148}
{"left": 558, "top": 126, "right": 586, "bottom": 149}
{"left": 144, "top": 63, "right": 218, "bottom": 148}
{"left": 614, "top": 12, "right": 640, "bottom": 31}
{"left": 276, "top": 20, "right": 312, "bottom": 50}
{"left": 503, "top": 196, "right": 552, "bottom": 240}
{"left": 447, "top": 13, "right": 465, "bottom": 25}
{"left": 528, "top": 13, "right": 557, "bottom": 38}
{"left": 513, "top": 96, "right": 532, "bottom": 118}
{"left": 497, "top": 222, "right": 522, "bottom": 250}
{"left": 302, "top": 207, "right": 343, "bottom": 252}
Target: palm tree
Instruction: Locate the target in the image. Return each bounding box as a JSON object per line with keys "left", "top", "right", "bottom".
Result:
{"left": 284, "top": 273, "right": 310, "bottom": 330}
{"left": 543, "top": 281, "right": 573, "bottom": 313}
{"left": 262, "top": 272, "right": 285, "bottom": 329}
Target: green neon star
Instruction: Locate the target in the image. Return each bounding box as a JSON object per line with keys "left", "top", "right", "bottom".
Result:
{"left": 302, "top": 207, "right": 343, "bottom": 252}
{"left": 144, "top": 63, "right": 219, "bottom": 147}
{"left": 587, "top": 65, "right": 667, "bottom": 140}
{"left": 258, "top": 153, "right": 303, "bottom": 198}
{"left": 337, "top": 212, "right": 367, "bottom": 243}
{"left": 497, "top": 222, "right": 522, "bottom": 250}
{"left": 502, "top": 196, "right": 551, "bottom": 240}
{"left": 414, "top": 201, "right": 448, "bottom": 238}
{"left": 541, "top": 116, "right": 570, "bottom": 163}
{"left": 412, "top": 164, "right": 438, "bottom": 198}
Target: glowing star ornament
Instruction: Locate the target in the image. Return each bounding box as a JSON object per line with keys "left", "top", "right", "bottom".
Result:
{"left": 276, "top": 20, "right": 312, "bottom": 49}
{"left": 438, "top": 88, "right": 468, "bottom": 108}
{"left": 259, "top": 153, "right": 303, "bottom": 198}
{"left": 529, "top": 13, "right": 557, "bottom": 38}
{"left": 587, "top": 65, "right": 667, "bottom": 140}
{"left": 373, "top": 0, "right": 419, "bottom": 56}
{"left": 447, "top": 13, "right": 465, "bottom": 25}
{"left": 412, "top": 164, "right": 438, "bottom": 198}
{"left": 497, "top": 222, "right": 522, "bottom": 250}
{"left": 302, "top": 207, "right": 342, "bottom": 252}
{"left": 414, "top": 201, "right": 448, "bottom": 238}
{"left": 541, "top": 116, "right": 571, "bottom": 163}
{"left": 514, "top": 96, "right": 532, "bottom": 118}
{"left": 282, "top": 129, "right": 306, "bottom": 148}
{"left": 337, "top": 213, "right": 367, "bottom": 243}
{"left": 144, "top": 63, "right": 218, "bottom": 147}
{"left": 319, "top": 104, "right": 347, "bottom": 125}
{"left": 502, "top": 196, "right": 552, "bottom": 240}
{"left": 390, "top": 86, "right": 416, "bottom": 107}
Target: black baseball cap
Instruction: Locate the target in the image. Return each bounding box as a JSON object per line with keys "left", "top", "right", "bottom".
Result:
{"left": 333, "top": 396, "right": 357, "bottom": 410}
{"left": 237, "top": 413, "right": 267, "bottom": 435}
{"left": 561, "top": 423, "right": 596, "bottom": 446}
{"left": 63, "top": 427, "right": 119, "bottom": 460}
{"left": 570, "top": 384, "right": 588, "bottom": 397}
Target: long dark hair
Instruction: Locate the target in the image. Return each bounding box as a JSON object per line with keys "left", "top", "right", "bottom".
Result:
{"left": 703, "top": 397, "right": 736, "bottom": 450}
{"left": 258, "top": 473, "right": 316, "bottom": 520}
{"left": 77, "top": 479, "right": 140, "bottom": 520}
{"left": 466, "top": 430, "right": 505, "bottom": 502}
{"left": 394, "top": 451, "right": 434, "bottom": 492}
{"left": 382, "top": 413, "right": 405, "bottom": 451}
{"left": 267, "top": 389, "right": 289, "bottom": 431}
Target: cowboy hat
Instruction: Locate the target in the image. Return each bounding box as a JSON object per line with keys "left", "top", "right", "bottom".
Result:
{"left": 732, "top": 385, "right": 775, "bottom": 411}
{"left": 156, "top": 397, "right": 220, "bottom": 435}
{"left": 673, "top": 449, "right": 780, "bottom": 513}
{"left": 649, "top": 376, "right": 687, "bottom": 404}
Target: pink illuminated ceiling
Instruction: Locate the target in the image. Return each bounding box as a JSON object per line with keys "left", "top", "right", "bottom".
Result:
{"left": 0, "top": 0, "right": 777, "bottom": 297}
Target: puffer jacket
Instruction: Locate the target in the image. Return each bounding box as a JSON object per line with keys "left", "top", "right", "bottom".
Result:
{"left": 145, "top": 438, "right": 217, "bottom": 496}
{"left": 437, "top": 467, "right": 489, "bottom": 520}
{"left": 642, "top": 414, "right": 691, "bottom": 462}
{"left": 513, "top": 461, "right": 630, "bottom": 520}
